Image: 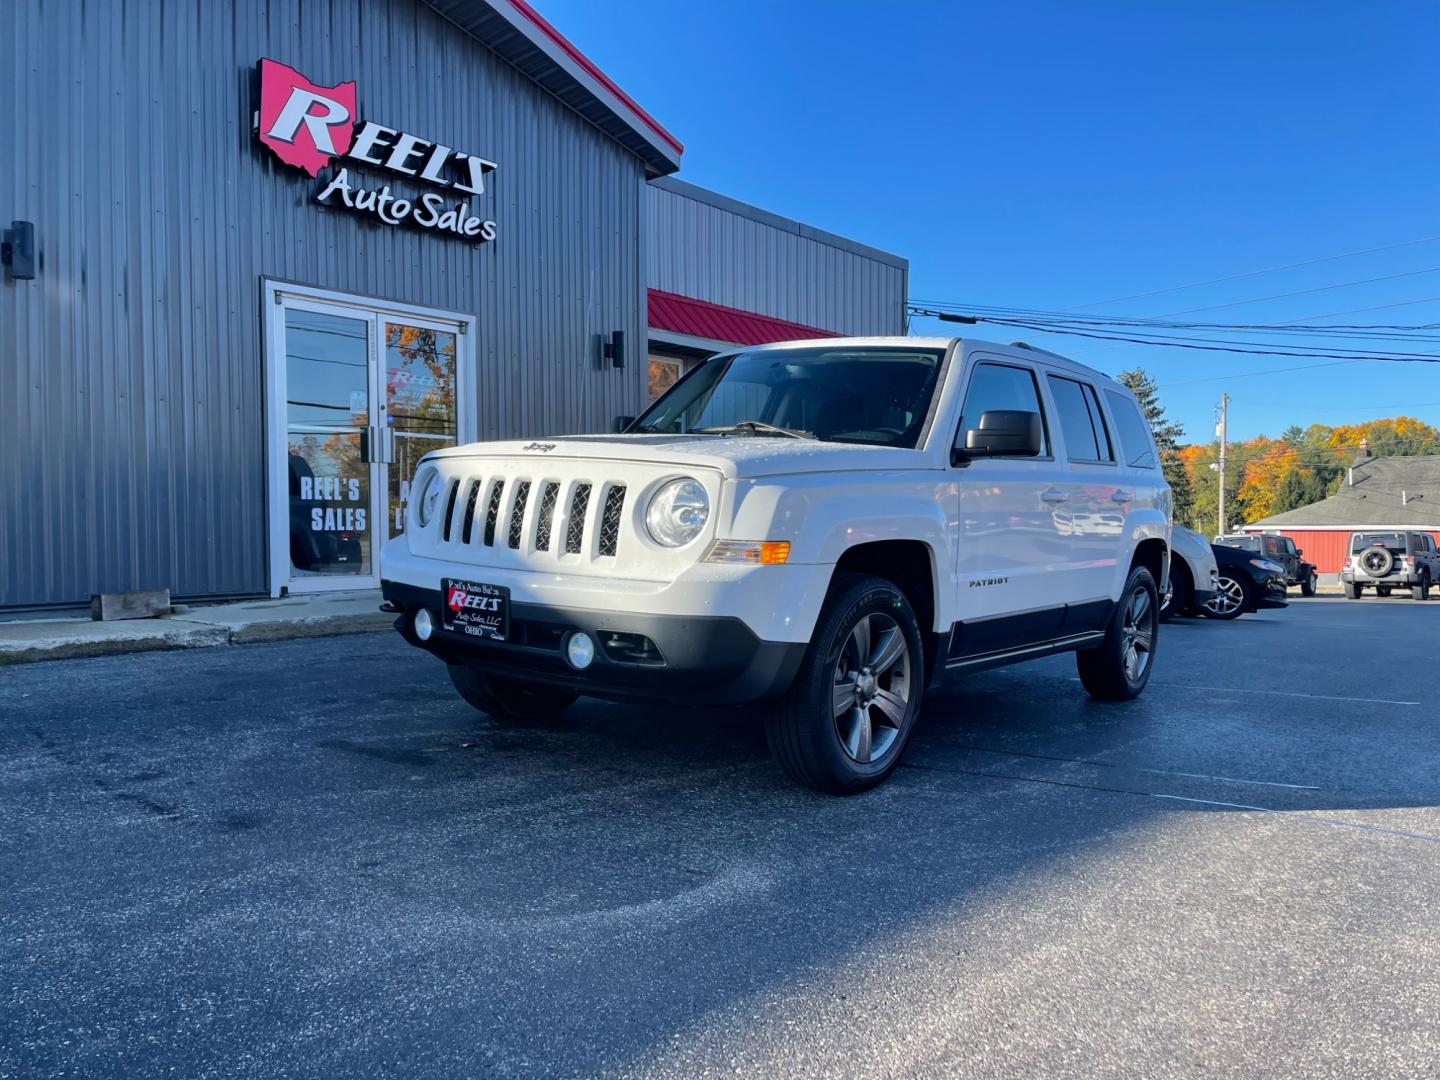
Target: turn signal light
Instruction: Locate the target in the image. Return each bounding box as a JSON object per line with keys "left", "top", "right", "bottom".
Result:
{"left": 704, "top": 540, "right": 791, "bottom": 565}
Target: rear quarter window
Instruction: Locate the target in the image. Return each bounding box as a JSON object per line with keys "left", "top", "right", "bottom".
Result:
{"left": 1102, "top": 390, "right": 1157, "bottom": 469}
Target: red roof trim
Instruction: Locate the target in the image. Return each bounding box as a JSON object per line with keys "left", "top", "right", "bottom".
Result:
{"left": 648, "top": 289, "right": 838, "bottom": 347}
{"left": 504, "top": 0, "right": 684, "bottom": 155}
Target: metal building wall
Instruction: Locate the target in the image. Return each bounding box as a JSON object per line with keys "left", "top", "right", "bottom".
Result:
{"left": 0, "top": 0, "right": 648, "bottom": 608}
{"left": 646, "top": 177, "right": 908, "bottom": 336}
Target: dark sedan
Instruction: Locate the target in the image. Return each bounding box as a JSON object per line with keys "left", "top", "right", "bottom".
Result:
{"left": 1201, "top": 543, "right": 1290, "bottom": 620}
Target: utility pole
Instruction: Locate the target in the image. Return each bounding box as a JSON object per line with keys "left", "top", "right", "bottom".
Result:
{"left": 1216, "top": 393, "right": 1229, "bottom": 536}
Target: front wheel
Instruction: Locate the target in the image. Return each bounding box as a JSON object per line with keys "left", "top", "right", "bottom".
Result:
{"left": 446, "top": 664, "right": 577, "bottom": 723}
{"left": 1201, "top": 572, "right": 1249, "bottom": 620}
{"left": 766, "top": 574, "right": 924, "bottom": 794}
{"left": 1077, "top": 565, "right": 1159, "bottom": 701}
{"left": 1377, "top": 586, "right": 1393, "bottom": 598}
{"left": 1301, "top": 571, "right": 1317, "bottom": 598}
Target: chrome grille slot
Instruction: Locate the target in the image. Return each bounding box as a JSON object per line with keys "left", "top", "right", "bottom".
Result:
{"left": 535, "top": 482, "right": 560, "bottom": 551}
{"left": 565, "top": 483, "right": 592, "bottom": 554}
{"left": 483, "top": 480, "right": 505, "bottom": 546}
{"left": 459, "top": 480, "right": 482, "bottom": 545}
{"left": 598, "top": 484, "right": 626, "bottom": 557}
{"left": 508, "top": 481, "right": 531, "bottom": 549}
{"left": 441, "top": 479, "right": 461, "bottom": 543}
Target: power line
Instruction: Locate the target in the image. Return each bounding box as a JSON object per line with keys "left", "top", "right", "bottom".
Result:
{"left": 1057, "top": 235, "right": 1440, "bottom": 311}
{"left": 1159, "top": 360, "right": 1365, "bottom": 387}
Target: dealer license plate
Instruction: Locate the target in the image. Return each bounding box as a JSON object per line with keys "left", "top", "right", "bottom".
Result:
{"left": 441, "top": 579, "right": 509, "bottom": 641}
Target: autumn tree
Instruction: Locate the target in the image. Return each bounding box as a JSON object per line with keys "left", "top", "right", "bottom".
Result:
{"left": 1115, "top": 367, "right": 1194, "bottom": 527}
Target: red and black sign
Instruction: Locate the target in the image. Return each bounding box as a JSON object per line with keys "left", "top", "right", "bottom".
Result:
{"left": 442, "top": 579, "right": 509, "bottom": 641}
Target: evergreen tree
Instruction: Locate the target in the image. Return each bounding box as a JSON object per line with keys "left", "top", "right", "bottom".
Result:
{"left": 1270, "top": 467, "right": 1308, "bottom": 516}
{"left": 1116, "top": 367, "right": 1194, "bottom": 525}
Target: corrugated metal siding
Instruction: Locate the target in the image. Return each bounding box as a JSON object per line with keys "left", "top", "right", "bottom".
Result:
{"left": 0, "top": 0, "right": 647, "bottom": 608}
{"left": 646, "top": 183, "right": 907, "bottom": 337}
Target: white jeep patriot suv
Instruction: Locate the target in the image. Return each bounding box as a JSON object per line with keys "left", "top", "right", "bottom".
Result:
{"left": 381, "top": 338, "right": 1171, "bottom": 793}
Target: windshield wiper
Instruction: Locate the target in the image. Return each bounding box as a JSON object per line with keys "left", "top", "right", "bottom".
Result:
{"left": 695, "top": 420, "right": 816, "bottom": 440}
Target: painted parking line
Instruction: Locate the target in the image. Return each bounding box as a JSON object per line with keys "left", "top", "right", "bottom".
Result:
{"left": 1150, "top": 683, "right": 1421, "bottom": 707}
{"left": 903, "top": 761, "right": 1440, "bottom": 846}
{"left": 939, "top": 743, "right": 1323, "bottom": 791}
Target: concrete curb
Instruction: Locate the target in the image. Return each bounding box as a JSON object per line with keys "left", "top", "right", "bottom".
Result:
{"left": 0, "top": 591, "right": 392, "bottom": 666}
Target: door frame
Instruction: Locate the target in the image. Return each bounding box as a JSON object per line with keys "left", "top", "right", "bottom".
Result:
{"left": 263, "top": 279, "right": 477, "bottom": 597}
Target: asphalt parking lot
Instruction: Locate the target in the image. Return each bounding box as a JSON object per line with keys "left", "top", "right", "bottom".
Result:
{"left": 4, "top": 596, "right": 1439, "bottom": 1079}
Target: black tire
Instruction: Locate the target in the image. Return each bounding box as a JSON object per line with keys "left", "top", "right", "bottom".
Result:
{"left": 1077, "top": 565, "right": 1159, "bottom": 701}
{"left": 446, "top": 664, "right": 577, "bottom": 723}
{"left": 1343, "top": 582, "right": 1360, "bottom": 600}
{"left": 1201, "top": 572, "right": 1249, "bottom": 620}
{"left": 1361, "top": 547, "right": 1394, "bottom": 577}
{"left": 1161, "top": 562, "right": 1192, "bottom": 623}
{"left": 1301, "top": 571, "right": 1317, "bottom": 598}
{"left": 766, "top": 574, "right": 925, "bottom": 795}
{"left": 1377, "top": 586, "right": 1392, "bottom": 598}
{"left": 1412, "top": 575, "right": 1430, "bottom": 601}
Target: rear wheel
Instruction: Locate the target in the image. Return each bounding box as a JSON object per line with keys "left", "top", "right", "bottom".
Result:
{"left": 1343, "top": 582, "right": 1360, "bottom": 600}
{"left": 446, "top": 664, "right": 577, "bottom": 723}
{"left": 1413, "top": 574, "right": 1430, "bottom": 601}
{"left": 766, "top": 574, "right": 924, "bottom": 794}
{"left": 1301, "top": 571, "right": 1317, "bottom": 598}
{"left": 1077, "top": 565, "right": 1158, "bottom": 701}
{"left": 1201, "top": 572, "right": 1249, "bottom": 620}
{"left": 1377, "top": 586, "right": 1393, "bottom": 598}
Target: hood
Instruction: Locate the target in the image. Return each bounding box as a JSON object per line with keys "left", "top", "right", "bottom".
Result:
{"left": 424, "top": 434, "right": 938, "bottom": 480}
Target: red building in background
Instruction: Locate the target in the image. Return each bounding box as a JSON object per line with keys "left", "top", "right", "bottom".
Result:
{"left": 1240, "top": 452, "right": 1440, "bottom": 574}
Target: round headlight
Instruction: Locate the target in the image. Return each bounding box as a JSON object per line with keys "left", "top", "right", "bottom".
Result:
{"left": 645, "top": 478, "right": 710, "bottom": 548}
{"left": 414, "top": 468, "right": 443, "bottom": 527}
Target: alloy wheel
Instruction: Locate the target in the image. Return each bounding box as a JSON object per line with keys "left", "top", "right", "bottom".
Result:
{"left": 831, "top": 613, "right": 911, "bottom": 765}
{"left": 1120, "top": 584, "right": 1155, "bottom": 683}
{"left": 1205, "top": 575, "right": 1244, "bottom": 616}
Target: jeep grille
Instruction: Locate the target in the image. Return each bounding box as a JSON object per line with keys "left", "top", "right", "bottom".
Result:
{"left": 422, "top": 469, "right": 638, "bottom": 564}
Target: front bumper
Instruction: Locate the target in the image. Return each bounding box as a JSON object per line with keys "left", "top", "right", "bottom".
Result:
{"left": 382, "top": 580, "right": 805, "bottom": 706}
{"left": 1252, "top": 573, "right": 1290, "bottom": 609}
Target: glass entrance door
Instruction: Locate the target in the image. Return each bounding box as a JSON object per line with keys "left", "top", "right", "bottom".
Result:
{"left": 283, "top": 308, "right": 377, "bottom": 585}
{"left": 267, "top": 287, "right": 470, "bottom": 595}
{"left": 383, "top": 320, "right": 459, "bottom": 539}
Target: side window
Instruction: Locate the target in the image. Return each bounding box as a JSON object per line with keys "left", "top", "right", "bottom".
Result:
{"left": 1103, "top": 389, "right": 1158, "bottom": 469}
{"left": 954, "top": 362, "right": 1050, "bottom": 456}
{"left": 1083, "top": 384, "right": 1115, "bottom": 461}
{"left": 1264, "top": 537, "right": 1280, "bottom": 556}
{"left": 1047, "top": 375, "right": 1111, "bottom": 463}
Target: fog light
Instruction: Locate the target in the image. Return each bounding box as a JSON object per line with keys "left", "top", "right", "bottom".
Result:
{"left": 414, "top": 608, "right": 434, "bottom": 641}
{"left": 565, "top": 631, "right": 596, "bottom": 670}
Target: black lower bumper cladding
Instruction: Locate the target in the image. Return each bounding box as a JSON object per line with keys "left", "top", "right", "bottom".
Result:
{"left": 381, "top": 580, "right": 804, "bottom": 706}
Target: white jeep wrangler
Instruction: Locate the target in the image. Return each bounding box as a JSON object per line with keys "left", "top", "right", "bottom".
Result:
{"left": 381, "top": 338, "right": 1171, "bottom": 793}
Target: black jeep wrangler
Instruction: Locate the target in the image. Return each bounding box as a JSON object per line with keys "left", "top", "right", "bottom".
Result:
{"left": 1213, "top": 533, "right": 1317, "bottom": 597}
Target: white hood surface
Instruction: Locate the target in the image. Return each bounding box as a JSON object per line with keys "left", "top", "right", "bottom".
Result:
{"left": 425, "top": 434, "right": 938, "bottom": 479}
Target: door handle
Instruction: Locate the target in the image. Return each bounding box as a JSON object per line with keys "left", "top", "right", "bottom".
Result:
{"left": 1041, "top": 488, "right": 1069, "bottom": 504}
{"left": 359, "top": 428, "right": 373, "bottom": 463}
{"left": 1111, "top": 488, "right": 1135, "bottom": 504}
{"left": 382, "top": 427, "right": 396, "bottom": 464}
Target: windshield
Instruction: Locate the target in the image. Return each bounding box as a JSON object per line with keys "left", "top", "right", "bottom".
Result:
{"left": 1219, "top": 536, "right": 1260, "bottom": 551}
{"left": 631, "top": 346, "right": 947, "bottom": 448}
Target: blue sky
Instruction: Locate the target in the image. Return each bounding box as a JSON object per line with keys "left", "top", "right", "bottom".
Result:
{"left": 542, "top": 0, "right": 1440, "bottom": 442}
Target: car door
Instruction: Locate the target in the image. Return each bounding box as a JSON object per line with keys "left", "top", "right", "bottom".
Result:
{"left": 950, "top": 356, "right": 1066, "bottom": 655}
{"left": 1042, "top": 371, "right": 1124, "bottom": 625}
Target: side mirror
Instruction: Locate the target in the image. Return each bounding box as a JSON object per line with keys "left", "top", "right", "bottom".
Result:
{"left": 1295, "top": 548, "right": 1303, "bottom": 557}
{"left": 612, "top": 415, "right": 636, "bottom": 434}
{"left": 953, "top": 410, "right": 1043, "bottom": 464}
